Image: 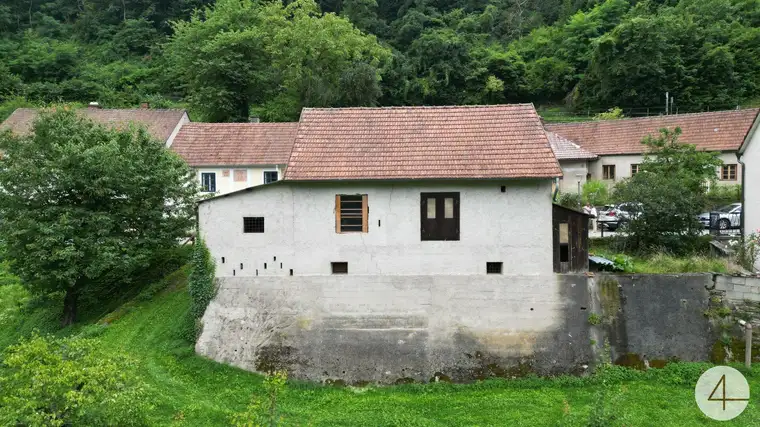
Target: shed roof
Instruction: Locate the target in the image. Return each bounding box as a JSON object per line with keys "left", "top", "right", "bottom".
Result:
{"left": 170, "top": 122, "right": 298, "bottom": 166}
{"left": 546, "top": 109, "right": 760, "bottom": 156}
{"left": 546, "top": 131, "right": 597, "bottom": 160}
{"left": 285, "top": 104, "right": 562, "bottom": 181}
{"left": 1, "top": 107, "right": 187, "bottom": 143}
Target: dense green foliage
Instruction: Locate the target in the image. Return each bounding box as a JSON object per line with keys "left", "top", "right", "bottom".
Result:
{"left": 0, "top": 109, "right": 197, "bottom": 325}
{"left": 1, "top": 263, "right": 759, "bottom": 425}
{"left": 185, "top": 238, "right": 216, "bottom": 340}
{"left": 613, "top": 128, "right": 723, "bottom": 254}
{"left": 1, "top": 0, "right": 759, "bottom": 121}
{"left": 0, "top": 334, "right": 149, "bottom": 426}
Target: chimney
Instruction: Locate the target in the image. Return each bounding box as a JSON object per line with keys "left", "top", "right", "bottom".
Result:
{"left": 140, "top": 102, "right": 150, "bottom": 109}
{"left": 249, "top": 116, "right": 260, "bottom": 123}
{"left": 88, "top": 102, "right": 101, "bottom": 109}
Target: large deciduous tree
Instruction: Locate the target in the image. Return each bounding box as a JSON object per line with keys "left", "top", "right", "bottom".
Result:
{"left": 165, "top": 0, "right": 391, "bottom": 122}
{"left": 0, "top": 108, "right": 197, "bottom": 325}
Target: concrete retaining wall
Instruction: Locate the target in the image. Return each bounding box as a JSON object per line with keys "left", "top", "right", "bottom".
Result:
{"left": 196, "top": 273, "right": 721, "bottom": 383}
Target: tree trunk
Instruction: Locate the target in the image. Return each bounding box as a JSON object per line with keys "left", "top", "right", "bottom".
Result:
{"left": 62, "top": 287, "right": 78, "bottom": 326}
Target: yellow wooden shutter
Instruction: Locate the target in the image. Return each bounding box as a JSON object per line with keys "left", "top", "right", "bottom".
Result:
{"left": 335, "top": 195, "right": 341, "bottom": 233}
{"left": 361, "top": 195, "right": 368, "bottom": 233}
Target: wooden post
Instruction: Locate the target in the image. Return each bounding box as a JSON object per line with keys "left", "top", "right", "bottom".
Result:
{"left": 746, "top": 323, "right": 753, "bottom": 369}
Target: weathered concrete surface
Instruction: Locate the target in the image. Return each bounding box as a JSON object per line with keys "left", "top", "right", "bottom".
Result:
{"left": 715, "top": 275, "right": 760, "bottom": 302}
{"left": 596, "top": 274, "right": 713, "bottom": 364}
{"left": 196, "top": 274, "right": 592, "bottom": 383}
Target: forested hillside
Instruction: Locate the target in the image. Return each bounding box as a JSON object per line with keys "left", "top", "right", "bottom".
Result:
{"left": 1, "top": 0, "right": 759, "bottom": 122}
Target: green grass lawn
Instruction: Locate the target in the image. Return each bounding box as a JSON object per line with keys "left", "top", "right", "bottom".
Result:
{"left": 2, "top": 266, "right": 760, "bottom": 426}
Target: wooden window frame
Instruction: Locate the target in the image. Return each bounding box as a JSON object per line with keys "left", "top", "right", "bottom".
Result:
{"left": 420, "top": 192, "right": 460, "bottom": 241}
{"left": 335, "top": 194, "right": 368, "bottom": 233}
{"left": 630, "top": 164, "right": 640, "bottom": 176}
{"left": 602, "top": 165, "right": 616, "bottom": 180}
{"left": 720, "top": 164, "right": 737, "bottom": 181}
{"left": 201, "top": 172, "right": 216, "bottom": 193}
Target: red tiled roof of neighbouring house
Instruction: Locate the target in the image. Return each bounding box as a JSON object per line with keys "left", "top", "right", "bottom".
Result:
{"left": 285, "top": 104, "right": 562, "bottom": 180}
{"left": 170, "top": 122, "right": 298, "bottom": 166}
{"left": 1, "top": 107, "right": 187, "bottom": 142}
{"left": 546, "top": 131, "right": 597, "bottom": 160}
{"left": 546, "top": 109, "right": 760, "bottom": 156}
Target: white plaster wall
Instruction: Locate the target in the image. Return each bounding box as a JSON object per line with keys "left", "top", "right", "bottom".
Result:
{"left": 558, "top": 160, "right": 588, "bottom": 194}
{"left": 589, "top": 152, "right": 742, "bottom": 186}
{"left": 195, "top": 165, "right": 283, "bottom": 195}
{"left": 742, "top": 127, "right": 760, "bottom": 270}
{"left": 198, "top": 180, "right": 554, "bottom": 276}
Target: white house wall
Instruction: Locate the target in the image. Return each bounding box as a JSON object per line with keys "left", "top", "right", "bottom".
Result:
{"left": 589, "top": 152, "right": 741, "bottom": 186}
{"left": 198, "top": 180, "right": 555, "bottom": 276}
{"left": 196, "top": 166, "right": 282, "bottom": 195}
{"left": 557, "top": 160, "right": 588, "bottom": 194}
{"left": 743, "top": 127, "right": 760, "bottom": 270}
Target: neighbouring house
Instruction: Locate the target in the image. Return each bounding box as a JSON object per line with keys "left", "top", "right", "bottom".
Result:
{"left": 738, "top": 112, "right": 760, "bottom": 270}
{"left": 547, "top": 108, "right": 760, "bottom": 187}
{"left": 1, "top": 104, "right": 189, "bottom": 146}
{"left": 546, "top": 131, "right": 597, "bottom": 194}
{"left": 168, "top": 122, "right": 298, "bottom": 195}
{"left": 194, "top": 105, "right": 600, "bottom": 383}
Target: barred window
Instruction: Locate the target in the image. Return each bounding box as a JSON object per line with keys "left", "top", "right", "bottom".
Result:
{"left": 243, "top": 217, "right": 264, "bottom": 233}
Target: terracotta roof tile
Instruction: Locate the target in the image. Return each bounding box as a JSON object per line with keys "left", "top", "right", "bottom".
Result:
{"left": 285, "top": 104, "right": 562, "bottom": 180}
{"left": 170, "top": 122, "right": 298, "bottom": 166}
{"left": 1, "top": 107, "right": 187, "bottom": 142}
{"left": 546, "top": 109, "right": 760, "bottom": 156}
{"left": 546, "top": 131, "right": 597, "bottom": 160}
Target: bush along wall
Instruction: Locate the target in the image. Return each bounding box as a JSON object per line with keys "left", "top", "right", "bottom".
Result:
{"left": 184, "top": 238, "right": 216, "bottom": 342}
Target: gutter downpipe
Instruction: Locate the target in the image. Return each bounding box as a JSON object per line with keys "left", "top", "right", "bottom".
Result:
{"left": 738, "top": 151, "right": 745, "bottom": 238}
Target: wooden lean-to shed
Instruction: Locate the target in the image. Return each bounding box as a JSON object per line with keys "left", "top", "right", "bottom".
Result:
{"left": 552, "top": 204, "right": 590, "bottom": 273}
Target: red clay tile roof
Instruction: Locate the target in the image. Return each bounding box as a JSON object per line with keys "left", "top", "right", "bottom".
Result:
{"left": 546, "top": 109, "right": 760, "bottom": 156}
{"left": 285, "top": 104, "right": 562, "bottom": 180}
{"left": 170, "top": 122, "right": 298, "bottom": 166}
{"left": 546, "top": 131, "right": 597, "bottom": 160}
{"left": 1, "top": 107, "right": 187, "bottom": 142}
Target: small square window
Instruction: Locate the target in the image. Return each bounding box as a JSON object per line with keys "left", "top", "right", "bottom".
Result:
{"left": 331, "top": 262, "right": 348, "bottom": 274}
{"left": 721, "top": 164, "right": 737, "bottom": 181}
{"left": 603, "top": 165, "right": 616, "bottom": 180}
{"left": 201, "top": 172, "right": 216, "bottom": 192}
{"left": 630, "top": 164, "right": 640, "bottom": 175}
{"left": 336, "top": 194, "right": 367, "bottom": 233}
{"left": 264, "top": 171, "right": 279, "bottom": 184}
{"left": 243, "top": 217, "right": 264, "bottom": 233}
{"left": 486, "top": 262, "right": 503, "bottom": 274}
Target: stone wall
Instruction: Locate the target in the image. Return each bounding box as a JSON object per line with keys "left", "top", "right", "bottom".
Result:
{"left": 714, "top": 275, "right": 760, "bottom": 302}
{"left": 197, "top": 273, "right": 721, "bottom": 383}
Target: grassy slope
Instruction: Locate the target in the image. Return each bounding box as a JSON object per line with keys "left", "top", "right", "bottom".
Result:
{"left": 3, "top": 267, "right": 760, "bottom": 426}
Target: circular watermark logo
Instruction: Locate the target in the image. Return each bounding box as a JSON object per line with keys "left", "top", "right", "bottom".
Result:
{"left": 695, "top": 366, "right": 750, "bottom": 421}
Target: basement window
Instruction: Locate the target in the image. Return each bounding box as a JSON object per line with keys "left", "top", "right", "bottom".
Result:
{"left": 336, "top": 195, "right": 368, "bottom": 233}
{"left": 486, "top": 262, "right": 503, "bottom": 274}
{"left": 243, "top": 217, "right": 264, "bottom": 233}
{"left": 331, "top": 262, "right": 348, "bottom": 274}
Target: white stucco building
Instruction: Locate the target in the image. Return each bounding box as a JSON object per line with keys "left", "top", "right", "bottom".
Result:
{"left": 738, "top": 113, "right": 760, "bottom": 270}
{"left": 547, "top": 109, "right": 760, "bottom": 188}
{"left": 169, "top": 122, "right": 298, "bottom": 195}
{"left": 546, "top": 131, "right": 597, "bottom": 194}
{"left": 198, "top": 104, "right": 563, "bottom": 277}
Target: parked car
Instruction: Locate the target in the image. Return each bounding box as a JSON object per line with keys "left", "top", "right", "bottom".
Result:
{"left": 598, "top": 202, "right": 642, "bottom": 231}
{"left": 698, "top": 203, "right": 742, "bottom": 230}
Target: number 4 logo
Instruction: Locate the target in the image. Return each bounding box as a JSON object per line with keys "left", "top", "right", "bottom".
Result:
{"left": 708, "top": 374, "right": 750, "bottom": 411}
{"left": 696, "top": 366, "right": 750, "bottom": 421}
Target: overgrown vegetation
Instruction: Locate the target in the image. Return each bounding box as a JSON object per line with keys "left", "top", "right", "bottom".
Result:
{"left": 590, "top": 237, "right": 733, "bottom": 273}
{"left": 0, "top": 334, "right": 150, "bottom": 426}
{"left": 184, "top": 238, "right": 216, "bottom": 341}
{"left": 612, "top": 127, "right": 722, "bottom": 255}
{"left": 0, "top": 109, "right": 197, "bottom": 325}
{"left": 2, "top": 0, "right": 760, "bottom": 120}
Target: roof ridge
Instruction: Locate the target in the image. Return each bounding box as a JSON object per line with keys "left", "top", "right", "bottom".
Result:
{"left": 301, "top": 104, "right": 536, "bottom": 111}
{"left": 547, "top": 107, "right": 760, "bottom": 127}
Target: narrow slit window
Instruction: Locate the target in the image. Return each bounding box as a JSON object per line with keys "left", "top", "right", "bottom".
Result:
{"left": 486, "top": 262, "right": 503, "bottom": 274}
{"left": 426, "top": 198, "right": 436, "bottom": 219}
{"left": 444, "top": 198, "right": 454, "bottom": 219}
{"left": 336, "top": 195, "right": 368, "bottom": 233}
{"left": 559, "top": 222, "right": 570, "bottom": 263}
{"left": 331, "top": 262, "right": 348, "bottom": 274}
{"left": 243, "top": 217, "right": 264, "bottom": 233}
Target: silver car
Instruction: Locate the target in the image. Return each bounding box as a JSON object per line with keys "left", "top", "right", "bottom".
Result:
{"left": 699, "top": 203, "right": 741, "bottom": 230}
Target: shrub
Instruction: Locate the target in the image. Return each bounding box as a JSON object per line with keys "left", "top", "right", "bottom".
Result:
{"left": 737, "top": 231, "right": 760, "bottom": 271}
{"left": 557, "top": 192, "right": 582, "bottom": 210}
{"left": 231, "top": 370, "right": 288, "bottom": 427}
{"left": 705, "top": 184, "right": 741, "bottom": 210}
{"left": 582, "top": 180, "right": 609, "bottom": 206}
{"left": 0, "top": 333, "right": 150, "bottom": 426}
{"left": 183, "top": 238, "right": 216, "bottom": 341}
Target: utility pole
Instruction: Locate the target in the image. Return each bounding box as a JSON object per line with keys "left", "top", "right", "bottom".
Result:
{"left": 665, "top": 92, "right": 669, "bottom": 115}
{"left": 671, "top": 96, "right": 675, "bottom": 115}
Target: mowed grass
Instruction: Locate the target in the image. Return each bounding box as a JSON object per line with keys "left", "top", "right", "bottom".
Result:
{"left": 2, "top": 267, "right": 760, "bottom": 426}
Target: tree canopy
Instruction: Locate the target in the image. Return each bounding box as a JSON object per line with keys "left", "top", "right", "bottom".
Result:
{"left": 0, "top": 109, "right": 197, "bottom": 324}
{"left": 1, "top": 0, "right": 759, "bottom": 120}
